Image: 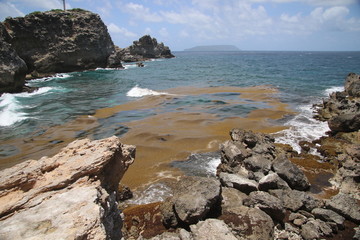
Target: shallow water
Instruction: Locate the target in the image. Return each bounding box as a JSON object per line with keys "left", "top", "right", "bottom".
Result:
{"left": 1, "top": 51, "right": 360, "bottom": 198}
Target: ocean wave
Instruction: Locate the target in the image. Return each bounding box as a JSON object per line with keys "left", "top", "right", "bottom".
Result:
{"left": 28, "top": 73, "right": 71, "bottom": 83}
{"left": 0, "top": 87, "right": 54, "bottom": 127}
{"left": 126, "top": 85, "right": 169, "bottom": 98}
{"left": 124, "top": 182, "right": 173, "bottom": 205}
{"left": 123, "top": 64, "right": 138, "bottom": 69}
{"left": 274, "top": 86, "right": 342, "bottom": 153}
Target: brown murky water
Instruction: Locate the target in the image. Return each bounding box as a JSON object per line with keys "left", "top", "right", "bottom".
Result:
{"left": 1, "top": 85, "right": 294, "bottom": 191}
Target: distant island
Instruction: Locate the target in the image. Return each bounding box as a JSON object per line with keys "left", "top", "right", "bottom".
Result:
{"left": 184, "top": 45, "right": 240, "bottom": 51}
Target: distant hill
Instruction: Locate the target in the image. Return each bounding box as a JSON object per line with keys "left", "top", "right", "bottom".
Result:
{"left": 184, "top": 45, "right": 240, "bottom": 51}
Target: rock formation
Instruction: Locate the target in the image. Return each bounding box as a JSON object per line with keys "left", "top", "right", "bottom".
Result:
{"left": 119, "top": 35, "right": 175, "bottom": 62}
{"left": 0, "top": 136, "right": 135, "bottom": 239}
{"left": 3, "top": 9, "right": 122, "bottom": 77}
{"left": 0, "top": 23, "right": 27, "bottom": 93}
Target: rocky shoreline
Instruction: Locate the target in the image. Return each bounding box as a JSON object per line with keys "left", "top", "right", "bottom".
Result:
{"left": 0, "top": 9, "right": 174, "bottom": 95}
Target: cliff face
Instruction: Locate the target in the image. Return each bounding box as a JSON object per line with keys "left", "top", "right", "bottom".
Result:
{"left": 3, "top": 9, "right": 121, "bottom": 75}
{"left": 0, "top": 136, "right": 135, "bottom": 239}
{"left": 120, "top": 35, "right": 175, "bottom": 62}
{"left": 0, "top": 23, "right": 27, "bottom": 93}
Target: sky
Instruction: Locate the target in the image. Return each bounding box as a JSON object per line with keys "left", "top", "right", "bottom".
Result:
{"left": 1, "top": 0, "right": 360, "bottom": 51}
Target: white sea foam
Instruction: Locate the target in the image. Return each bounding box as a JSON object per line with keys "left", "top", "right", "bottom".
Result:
{"left": 126, "top": 85, "right": 169, "bottom": 98}
{"left": 28, "top": 73, "right": 71, "bottom": 84}
{"left": 125, "top": 183, "right": 173, "bottom": 205}
{"left": 123, "top": 64, "right": 137, "bottom": 69}
{"left": 275, "top": 86, "right": 343, "bottom": 153}
{"left": 0, "top": 87, "right": 54, "bottom": 126}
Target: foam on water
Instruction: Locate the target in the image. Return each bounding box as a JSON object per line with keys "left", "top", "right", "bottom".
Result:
{"left": 0, "top": 87, "right": 54, "bottom": 126}
{"left": 126, "top": 85, "right": 169, "bottom": 98}
{"left": 28, "top": 73, "right": 71, "bottom": 84}
{"left": 123, "top": 64, "right": 138, "bottom": 69}
{"left": 125, "top": 183, "right": 173, "bottom": 205}
{"left": 274, "top": 86, "right": 343, "bottom": 153}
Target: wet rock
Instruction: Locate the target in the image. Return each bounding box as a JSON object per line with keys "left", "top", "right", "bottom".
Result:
{"left": 326, "top": 193, "right": 360, "bottom": 224}
{"left": 190, "top": 219, "right": 237, "bottom": 240}
{"left": 220, "top": 205, "right": 274, "bottom": 240}
{"left": 243, "top": 191, "right": 285, "bottom": 222}
{"left": 0, "top": 136, "right": 135, "bottom": 239}
{"left": 328, "top": 113, "right": 360, "bottom": 133}
{"left": 258, "top": 172, "right": 290, "bottom": 191}
{"left": 311, "top": 208, "right": 345, "bottom": 229}
{"left": 219, "top": 172, "right": 258, "bottom": 194}
{"left": 272, "top": 155, "right": 310, "bottom": 191}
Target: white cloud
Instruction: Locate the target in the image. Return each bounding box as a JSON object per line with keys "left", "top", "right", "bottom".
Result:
{"left": 123, "top": 2, "right": 162, "bottom": 22}
{"left": 107, "top": 23, "right": 137, "bottom": 38}
{"left": 158, "top": 27, "right": 169, "bottom": 38}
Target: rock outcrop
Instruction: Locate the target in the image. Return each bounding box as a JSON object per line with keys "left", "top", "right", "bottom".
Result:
{"left": 3, "top": 9, "right": 122, "bottom": 77}
{"left": 119, "top": 35, "right": 175, "bottom": 62}
{"left": 0, "top": 23, "right": 27, "bottom": 93}
{"left": 0, "top": 136, "right": 135, "bottom": 239}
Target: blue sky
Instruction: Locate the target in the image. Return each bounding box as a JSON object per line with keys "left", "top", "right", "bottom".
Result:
{"left": 1, "top": 0, "right": 360, "bottom": 51}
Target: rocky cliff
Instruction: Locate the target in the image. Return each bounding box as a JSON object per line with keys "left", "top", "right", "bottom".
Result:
{"left": 120, "top": 35, "right": 175, "bottom": 62}
{"left": 0, "top": 136, "right": 135, "bottom": 239}
{"left": 0, "top": 23, "right": 27, "bottom": 93}
{"left": 3, "top": 9, "right": 122, "bottom": 77}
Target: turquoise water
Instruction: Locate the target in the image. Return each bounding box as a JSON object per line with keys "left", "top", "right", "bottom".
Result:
{"left": 0, "top": 51, "right": 359, "bottom": 166}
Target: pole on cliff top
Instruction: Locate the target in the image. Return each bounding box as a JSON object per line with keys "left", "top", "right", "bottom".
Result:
{"left": 62, "top": 0, "right": 66, "bottom": 11}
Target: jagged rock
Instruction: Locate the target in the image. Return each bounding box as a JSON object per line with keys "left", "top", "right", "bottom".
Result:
{"left": 0, "top": 136, "right": 135, "bottom": 239}
{"left": 243, "top": 191, "right": 285, "bottom": 222}
{"left": 328, "top": 113, "right": 360, "bottom": 133}
{"left": 220, "top": 206, "right": 274, "bottom": 240}
{"left": 219, "top": 172, "right": 258, "bottom": 194}
{"left": 301, "top": 218, "right": 333, "bottom": 240}
{"left": 120, "top": 35, "right": 174, "bottom": 62}
{"left": 345, "top": 72, "right": 360, "bottom": 97}
{"left": 269, "top": 189, "right": 323, "bottom": 212}
{"left": 258, "top": 172, "right": 290, "bottom": 191}
{"left": 272, "top": 155, "right": 310, "bottom": 191}
{"left": 0, "top": 23, "right": 27, "bottom": 94}
{"left": 3, "top": 9, "right": 121, "bottom": 75}
{"left": 311, "top": 208, "right": 345, "bottom": 229}
{"left": 354, "top": 226, "right": 360, "bottom": 240}
{"left": 326, "top": 193, "right": 360, "bottom": 224}
{"left": 163, "top": 176, "right": 221, "bottom": 225}
{"left": 190, "top": 219, "right": 237, "bottom": 240}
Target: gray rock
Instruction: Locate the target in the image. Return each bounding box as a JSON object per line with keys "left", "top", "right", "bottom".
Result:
{"left": 173, "top": 176, "right": 221, "bottom": 225}
{"left": 243, "top": 191, "right": 285, "bottom": 222}
{"left": 220, "top": 205, "right": 274, "bottom": 240}
{"left": 270, "top": 189, "right": 323, "bottom": 212}
{"left": 301, "top": 218, "right": 333, "bottom": 240}
{"left": 311, "top": 208, "right": 345, "bottom": 229}
{"left": 328, "top": 113, "right": 360, "bottom": 133}
{"left": 258, "top": 172, "right": 290, "bottom": 191}
{"left": 219, "top": 172, "right": 258, "bottom": 194}
{"left": 220, "top": 187, "right": 247, "bottom": 211}
{"left": 345, "top": 72, "right": 360, "bottom": 98}
{"left": 190, "top": 219, "right": 237, "bottom": 240}
{"left": 272, "top": 155, "right": 310, "bottom": 191}
{"left": 354, "top": 226, "right": 360, "bottom": 240}
{"left": 326, "top": 193, "right": 360, "bottom": 224}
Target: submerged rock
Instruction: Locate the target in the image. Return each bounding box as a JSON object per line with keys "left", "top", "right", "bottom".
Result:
{"left": 0, "top": 136, "right": 135, "bottom": 239}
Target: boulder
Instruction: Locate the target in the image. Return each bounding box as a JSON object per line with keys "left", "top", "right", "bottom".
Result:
{"left": 219, "top": 172, "right": 258, "bottom": 194}
{"left": 0, "top": 23, "right": 27, "bottom": 94}
{"left": 190, "top": 219, "right": 237, "bottom": 240}
{"left": 220, "top": 206, "right": 274, "bottom": 240}
{"left": 258, "top": 172, "right": 290, "bottom": 191}
{"left": 272, "top": 155, "right": 310, "bottom": 191}
{"left": 311, "top": 208, "right": 345, "bottom": 229}
{"left": 166, "top": 176, "right": 221, "bottom": 225}
{"left": 328, "top": 113, "right": 360, "bottom": 133}
{"left": 301, "top": 218, "right": 333, "bottom": 240}
{"left": 243, "top": 191, "right": 285, "bottom": 222}
{"left": 326, "top": 193, "right": 360, "bottom": 224}
{"left": 220, "top": 187, "right": 248, "bottom": 211}
{"left": 0, "top": 136, "right": 135, "bottom": 239}
{"left": 3, "top": 9, "right": 121, "bottom": 75}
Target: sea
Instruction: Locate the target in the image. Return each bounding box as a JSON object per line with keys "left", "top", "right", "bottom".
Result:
{"left": 0, "top": 51, "right": 359, "bottom": 204}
